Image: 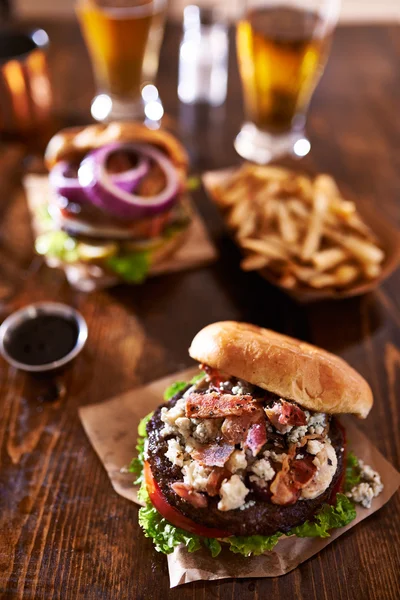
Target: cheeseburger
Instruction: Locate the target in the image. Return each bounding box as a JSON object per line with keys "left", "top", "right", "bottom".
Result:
{"left": 34, "top": 122, "right": 191, "bottom": 290}
{"left": 134, "top": 322, "right": 383, "bottom": 556}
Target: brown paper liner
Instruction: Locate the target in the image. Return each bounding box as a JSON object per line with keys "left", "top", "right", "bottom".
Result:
{"left": 79, "top": 367, "right": 400, "bottom": 588}
{"left": 202, "top": 168, "right": 400, "bottom": 303}
{"left": 24, "top": 175, "right": 217, "bottom": 286}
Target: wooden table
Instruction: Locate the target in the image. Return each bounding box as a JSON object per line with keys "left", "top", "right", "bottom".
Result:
{"left": 0, "top": 19, "right": 399, "bottom": 600}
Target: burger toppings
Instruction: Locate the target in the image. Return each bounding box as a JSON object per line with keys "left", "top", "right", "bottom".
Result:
{"left": 160, "top": 369, "right": 344, "bottom": 510}
{"left": 265, "top": 400, "right": 307, "bottom": 432}
{"left": 244, "top": 417, "right": 268, "bottom": 456}
{"left": 218, "top": 475, "right": 249, "bottom": 511}
{"left": 170, "top": 482, "right": 207, "bottom": 508}
{"left": 221, "top": 414, "right": 254, "bottom": 444}
{"left": 185, "top": 392, "right": 260, "bottom": 418}
{"left": 191, "top": 442, "right": 234, "bottom": 468}
{"left": 301, "top": 442, "right": 338, "bottom": 500}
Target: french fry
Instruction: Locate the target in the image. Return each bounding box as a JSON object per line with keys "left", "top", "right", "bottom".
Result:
{"left": 362, "top": 263, "right": 381, "bottom": 279}
{"left": 314, "top": 174, "right": 340, "bottom": 198}
{"left": 241, "top": 238, "right": 288, "bottom": 261}
{"left": 278, "top": 273, "right": 297, "bottom": 289}
{"left": 325, "top": 230, "right": 385, "bottom": 264}
{"left": 309, "top": 264, "right": 359, "bottom": 289}
{"left": 241, "top": 254, "right": 270, "bottom": 271}
{"left": 308, "top": 273, "right": 337, "bottom": 288}
{"left": 276, "top": 201, "right": 299, "bottom": 244}
{"left": 236, "top": 210, "right": 257, "bottom": 240}
{"left": 287, "top": 263, "right": 317, "bottom": 283}
{"left": 226, "top": 198, "right": 251, "bottom": 230}
{"left": 312, "top": 248, "right": 349, "bottom": 271}
{"left": 249, "top": 165, "right": 291, "bottom": 181}
{"left": 330, "top": 199, "right": 356, "bottom": 218}
{"left": 287, "top": 198, "right": 310, "bottom": 219}
{"left": 334, "top": 264, "right": 360, "bottom": 286}
{"left": 301, "top": 189, "right": 328, "bottom": 260}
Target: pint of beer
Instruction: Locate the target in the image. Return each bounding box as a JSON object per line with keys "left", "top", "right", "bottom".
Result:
{"left": 234, "top": 0, "right": 340, "bottom": 163}
{"left": 76, "top": 0, "right": 166, "bottom": 117}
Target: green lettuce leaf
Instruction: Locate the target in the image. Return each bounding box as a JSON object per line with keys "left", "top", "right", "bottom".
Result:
{"left": 345, "top": 451, "right": 361, "bottom": 491}
{"left": 35, "top": 230, "right": 79, "bottom": 263}
{"left": 191, "top": 371, "right": 205, "bottom": 384}
{"left": 163, "top": 381, "right": 188, "bottom": 401}
{"left": 203, "top": 537, "right": 222, "bottom": 558}
{"left": 128, "top": 412, "right": 153, "bottom": 485}
{"left": 290, "top": 494, "right": 356, "bottom": 538}
{"left": 138, "top": 481, "right": 207, "bottom": 555}
{"left": 106, "top": 251, "right": 150, "bottom": 283}
{"left": 35, "top": 205, "right": 54, "bottom": 228}
{"left": 163, "top": 371, "right": 205, "bottom": 401}
{"left": 224, "top": 533, "right": 282, "bottom": 556}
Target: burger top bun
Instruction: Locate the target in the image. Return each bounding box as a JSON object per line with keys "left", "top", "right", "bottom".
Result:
{"left": 189, "top": 321, "right": 373, "bottom": 419}
{"left": 44, "top": 122, "right": 189, "bottom": 172}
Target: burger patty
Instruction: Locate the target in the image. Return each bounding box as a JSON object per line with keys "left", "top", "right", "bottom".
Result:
{"left": 146, "top": 389, "right": 345, "bottom": 537}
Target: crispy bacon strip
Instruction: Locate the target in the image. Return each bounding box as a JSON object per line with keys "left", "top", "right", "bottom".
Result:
{"left": 185, "top": 392, "right": 260, "bottom": 419}
{"left": 270, "top": 451, "right": 317, "bottom": 505}
{"left": 270, "top": 472, "right": 299, "bottom": 505}
{"left": 206, "top": 467, "right": 230, "bottom": 497}
{"left": 221, "top": 413, "right": 255, "bottom": 444}
{"left": 171, "top": 482, "right": 208, "bottom": 508}
{"left": 291, "top": 456, "right": 317, "bottom": 487}
{"left": 191, "top": 442, "right": 234, "bottom": 467}
{"left": 265, "top": 400, "right": 307, "bottom": 432}
{"left": 245, "top": 414, "right": 267, "bottom": 456}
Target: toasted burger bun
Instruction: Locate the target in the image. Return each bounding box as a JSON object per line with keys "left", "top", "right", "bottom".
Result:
{"left": 44, "top": 122, "right": 188, "bottom": 172}
{"left": 189, "top": 321, "right": 373, "bottom": 418}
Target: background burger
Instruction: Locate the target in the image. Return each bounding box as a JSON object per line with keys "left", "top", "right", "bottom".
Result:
{"left": 132, "top": 322, "right": 383, "bottom": 557}
{"left": 33, "top": 122, "right": 191, "bottom": 290}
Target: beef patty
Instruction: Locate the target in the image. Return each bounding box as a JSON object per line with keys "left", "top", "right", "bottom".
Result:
{"left": 146, "top": 388, "right": 345, "bottom": 537}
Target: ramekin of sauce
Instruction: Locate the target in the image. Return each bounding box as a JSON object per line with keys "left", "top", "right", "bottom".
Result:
{"left": 0, "top": 302, "right": 87, "bottom": 372}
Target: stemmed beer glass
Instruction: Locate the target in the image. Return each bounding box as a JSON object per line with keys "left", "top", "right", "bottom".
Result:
{"left": 235, "top": 0, "right": 340, "bottom": 163}
{"left": 76, "top": 0, "right": 166, "bottom": 122}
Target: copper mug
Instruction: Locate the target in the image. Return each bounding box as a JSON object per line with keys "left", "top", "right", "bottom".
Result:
{"left": 0, "top": 28, "right": 53, "bottom": 145}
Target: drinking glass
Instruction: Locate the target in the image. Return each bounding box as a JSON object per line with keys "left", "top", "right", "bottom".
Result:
{"left": 76, "top": 0, "right": 167, "bottom": 122}
{"left": 0, "top": 28, "right": 53, "bottom": 148}
{"left": 235, "top": 0, "right": 340, "bottom": 163}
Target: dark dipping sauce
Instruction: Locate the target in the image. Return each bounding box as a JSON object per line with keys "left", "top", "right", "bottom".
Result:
{"left": 4, "top": 315, "right": 79, "bottom": 366}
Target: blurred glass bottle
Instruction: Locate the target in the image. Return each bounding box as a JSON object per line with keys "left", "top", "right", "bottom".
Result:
{"left": 178, "top": 4, "right": 228, "bottom": 106}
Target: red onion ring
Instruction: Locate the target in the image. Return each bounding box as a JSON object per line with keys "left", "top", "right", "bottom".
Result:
{"left": 49, "top": 154, "right": 149, "bottom": 204}
{"left": 78, "top": 143, "right": 179, "bottom": 219}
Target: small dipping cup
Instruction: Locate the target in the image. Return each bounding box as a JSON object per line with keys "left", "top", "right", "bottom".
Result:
{"left": 0, "top": 302, "right": 88, "bottom": 373}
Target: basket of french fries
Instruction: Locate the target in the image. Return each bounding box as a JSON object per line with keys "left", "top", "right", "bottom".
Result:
{"left": 203, "top": 164, "right": 400, "bottom": 302}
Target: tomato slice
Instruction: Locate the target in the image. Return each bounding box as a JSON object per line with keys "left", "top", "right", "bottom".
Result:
{"left": 144, "top": 461, "right": 231, "bottom": 538}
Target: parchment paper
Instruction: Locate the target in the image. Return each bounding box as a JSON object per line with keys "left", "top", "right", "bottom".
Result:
{"left": 24, "top": 175, "right": 217, "bottom": 280}
{"left": 79, "top": 367, "right": 400, "bottom": 588}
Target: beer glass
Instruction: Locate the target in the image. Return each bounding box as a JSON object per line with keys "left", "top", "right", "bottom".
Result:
{"left": 235, "top": 0, "right": 340, "bottom": 163}
{"left": 76, "top": 0, "right": 166, "bottom": 121}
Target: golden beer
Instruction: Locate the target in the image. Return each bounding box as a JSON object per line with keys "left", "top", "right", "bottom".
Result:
{"left": 77, "top": 0, "right": 165, "bottom": 99}
{"left": 236, "top": 6, "right": 331, "bottom": 133}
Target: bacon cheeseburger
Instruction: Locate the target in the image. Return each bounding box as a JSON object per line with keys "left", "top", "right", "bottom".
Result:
{"left": 132, "top": 322, "right": 383, "bottom": 557}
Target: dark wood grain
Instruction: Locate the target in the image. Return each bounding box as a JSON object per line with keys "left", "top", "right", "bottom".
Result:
{"left": 0, "top": 18, "right": 399, "bottom": 600}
